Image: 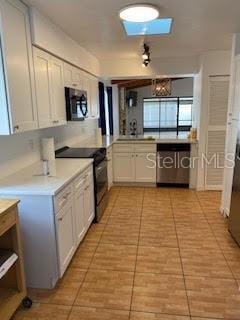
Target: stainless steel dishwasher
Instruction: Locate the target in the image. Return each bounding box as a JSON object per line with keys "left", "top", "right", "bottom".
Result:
{"left": 157, "top": 143, "right": 190, "bottom": 187}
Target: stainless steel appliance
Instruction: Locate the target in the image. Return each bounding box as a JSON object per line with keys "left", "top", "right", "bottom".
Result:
{"left": 229, "top": 130, "right": 240, "bottom": 245}
{"left": 157, "top": 143, "right": 190, "bottom": 187}
{"left": 65, "top": 88, "right": 88, "bottom": 121}
{"left": 55, "top": 147, "right": 108, "bottom": 222}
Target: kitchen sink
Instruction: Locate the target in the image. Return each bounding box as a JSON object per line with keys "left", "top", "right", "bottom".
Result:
{"left": 117, "top": 137, "right": 155, "bottom": 141}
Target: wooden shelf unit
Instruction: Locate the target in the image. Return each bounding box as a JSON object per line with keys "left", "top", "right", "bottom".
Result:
{"left": 0, "top": 199, "right": 27, "bottom": 320}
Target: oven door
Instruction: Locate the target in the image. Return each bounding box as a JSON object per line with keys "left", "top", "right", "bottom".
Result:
{"left": 95, "top": 159, "right": 108, "bottom": 205}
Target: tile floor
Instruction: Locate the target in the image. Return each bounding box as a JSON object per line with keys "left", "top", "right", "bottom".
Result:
{"left": 13, "top": 187, "right": 240, "bottom": 320}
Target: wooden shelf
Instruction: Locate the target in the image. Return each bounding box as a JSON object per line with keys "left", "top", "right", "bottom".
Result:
{"left": 0, "top": 200, "right": 27, "bottom": 320}
{"left": 0, "top": 288, "right": 25, "bottom": 319}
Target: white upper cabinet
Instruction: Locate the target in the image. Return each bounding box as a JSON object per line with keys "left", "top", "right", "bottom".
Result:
{"left": 50, "top": 56, "right": 66, "bottom": 126}
{"left": 63, "top": 63, "right": 83, "bottom": 90}
{"left": 33, "top": 48, "right": 53, "bottom": 128}
{"left": 63, "top": 63, "right": 99, "bottom": 118}
{"left": 89, "top": 77, "right": 99, "bottom": 118}
{"left": 34, "top": 48, "right": 67, "bottom": 128}
{"left": 0, "top": 0, "right": 37, "bottom": 134}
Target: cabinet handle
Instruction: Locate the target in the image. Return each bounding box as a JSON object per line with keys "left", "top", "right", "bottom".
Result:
{"left": 58, "top": 217, "right": 63, "bottom": 222}
{"left": 13, "top": 125, "right": 19, "bottom": 131}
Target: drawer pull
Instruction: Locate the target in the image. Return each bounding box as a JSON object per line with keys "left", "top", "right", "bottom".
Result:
{"left": 58, "top": 217, "right": 63, "bottom": 222}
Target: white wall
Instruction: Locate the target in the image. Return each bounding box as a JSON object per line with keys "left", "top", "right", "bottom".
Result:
{"left": 126, "top": 78, "right": 194, "bottom": 135}
{"left": 0, "top": 119, "right": 98, "bottom": 179}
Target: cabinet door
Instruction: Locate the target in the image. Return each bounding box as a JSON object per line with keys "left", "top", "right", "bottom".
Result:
{"left": 74, "top": 186, "right": 86, "bottom": 246}
{"left": 135, "top": 152, "right": 156, "bottom": 183}
{"left": 63, "top": 63, "right": 74, "bottom": 88}
{"left": 50, "top": 56, "right": 67, "bottom": 126}
{"left": 113, "top": 152, "right": 135, "bottom": 182}
{"left": 89, "top": 78, "right": 99, "bottom": 118}
{"left": 56, "top": 202, "right": 75, "bottom": 277}
{"left": 0, "top": 0, "right": 38, "bottom": 133}
{"left": 107, "top": 147, "right": 113, "bottom": 189}
{"left": 34, "top": 48, "right": 53, "bottom": 128}
{"left": 84, "top": 179, "right": 95, "bottom": 229}
{"left": 72, "top": 68, "right": 83, "bottom": 90}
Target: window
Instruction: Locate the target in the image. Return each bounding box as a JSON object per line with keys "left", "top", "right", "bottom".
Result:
{"left": 143, "top": 97, "right": 193, "bottom": 134}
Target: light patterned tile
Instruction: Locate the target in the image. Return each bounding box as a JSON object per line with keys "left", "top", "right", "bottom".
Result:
{"left": 74, "top": 270, "right": 134, "bottom": 310}
{"left": 70, "top": 242, "right": 98, "bottom": 270}
{"left": 13, "top": 303, "right": 71, "bottom": 320}
{"left": 186, "top": 276, "right": 240, "bottom": 319}
{"left": 223, "top": 249, "right": 240, "bottom": 279}
{"left": 84, "top": 224, "right": 105, "bottom": 244}
{"left": 130, "top": 311, "right": 190, "bottom": 320}
{"left": 114, "top": 196, "right": 143, "bottom": 208}
{"left": 28, "top": 267, "right": 86, "bottom": 305}
{"left": 136, "top": 246, "right": 182, "bottom": 275}
{"left": 132, "top": 273, "right": 189, "bottom": 315}
{"left": 181, "top": 247, "right": 233, "bottom": 278}
{"left": 69, "top": 306, "right": 129, "bottom": 320}
{"left": 141, "top": 208, "right": 173, "bottom": 216}
{"left": 101, "top": 223, "right": 139, "bottom": 245}
{"left": 107, "top": 214, "right": 141, "bottom": 226}
{"left": 90, "top": 243, "right": 137, "bottom": 271}
{"left": 139, "top": 225, "right": 178, "bottom": 248}
{"left": 111, "top": 207, "right": 142, "bottom": 217}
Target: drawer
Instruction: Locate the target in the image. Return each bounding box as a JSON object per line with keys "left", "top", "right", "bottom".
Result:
{"left": 113, "top": 143, "right": 135, "bottom": 153}
{"left": 73, "top": 166, "right": 93, "bottom": 192}
{"left": 0, "top": 209, "right": 16, "bottom": 235}
{"left": 55, "top": 184, "right": 73, "bottom": 213}
{"left": 134, "top": 144, "right": 156, "bottom": 153}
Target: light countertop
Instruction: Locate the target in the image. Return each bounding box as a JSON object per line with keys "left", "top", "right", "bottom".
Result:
{"left": 0, "top": 159, "right": 93, "bottom": 196}
{"left": 72, "top": 134, "right": 197, "bottom": 149}
{"left": 0, "top": 199, "right": 19, "bottom": 216}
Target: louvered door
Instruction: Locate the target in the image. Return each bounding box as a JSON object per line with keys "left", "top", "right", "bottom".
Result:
{"left": 205, "top": 76, "right": 229, "bottom": 190}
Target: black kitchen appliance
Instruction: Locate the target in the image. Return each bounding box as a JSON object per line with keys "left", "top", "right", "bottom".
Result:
{"left": 55, "top": 147, "right": 108, "bottom": 223}
{"left": 65, "top": 87, "right": 88, "bottom": 121}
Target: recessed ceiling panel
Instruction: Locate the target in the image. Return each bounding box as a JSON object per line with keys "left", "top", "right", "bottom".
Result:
{"left": 122, "top": 18, "right": 173, "bottom": 36}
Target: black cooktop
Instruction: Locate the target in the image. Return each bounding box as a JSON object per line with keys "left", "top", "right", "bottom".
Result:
{"left": 55, "top": 146, "right": 106, "bottom": 165}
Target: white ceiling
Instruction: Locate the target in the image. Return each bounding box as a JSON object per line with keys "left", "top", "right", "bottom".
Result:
{"left": 26, "top": 0, "right": 240, "bottom": 60}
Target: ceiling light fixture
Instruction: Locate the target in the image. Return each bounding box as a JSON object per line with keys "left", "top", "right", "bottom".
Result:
{"left": 152, "top": 78, "right": 172, "bottom": 96}
{"left": 119, "top": 4, "right": 159, "bottom": 23}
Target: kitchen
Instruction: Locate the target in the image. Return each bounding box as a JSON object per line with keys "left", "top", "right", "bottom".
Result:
{"left": 0, "top": 1, "right": 240, "bottom": 320}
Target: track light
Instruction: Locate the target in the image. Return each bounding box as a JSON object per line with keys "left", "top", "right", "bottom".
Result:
{"left": 142, "top": 43, "right": 151, "bottom": 67}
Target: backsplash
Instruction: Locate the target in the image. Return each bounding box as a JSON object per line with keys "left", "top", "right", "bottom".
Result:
{"left": 0, "top": 119, "right": 98, "bottom": 179}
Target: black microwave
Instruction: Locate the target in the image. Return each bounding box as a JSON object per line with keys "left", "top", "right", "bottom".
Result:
{"left": 65, "top": 87, "right": 88, "bottom": 121}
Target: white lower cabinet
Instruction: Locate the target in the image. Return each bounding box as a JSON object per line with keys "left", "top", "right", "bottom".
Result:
{"left": 74, "top": 186, "right": 86, "bottom": 247}
{"left": 107, "top": 146, "right": 113, "bottom": 189}
{"left": 84, "top": 179, "right": 95, "bottom": 229}
{"left": 135, "top": 152, "right": 156, "bottom": 183}
{"left": 113, "top": 152, "right": 135, "bottom": 182}
{"left": 56, "top": 201, "right": 76, "bottom": 277}
{"left": 54, "top": 165, "right": 94, "bottom": 279}
{"left": 113, "top": 144, "right": 156, "bottom": 183}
